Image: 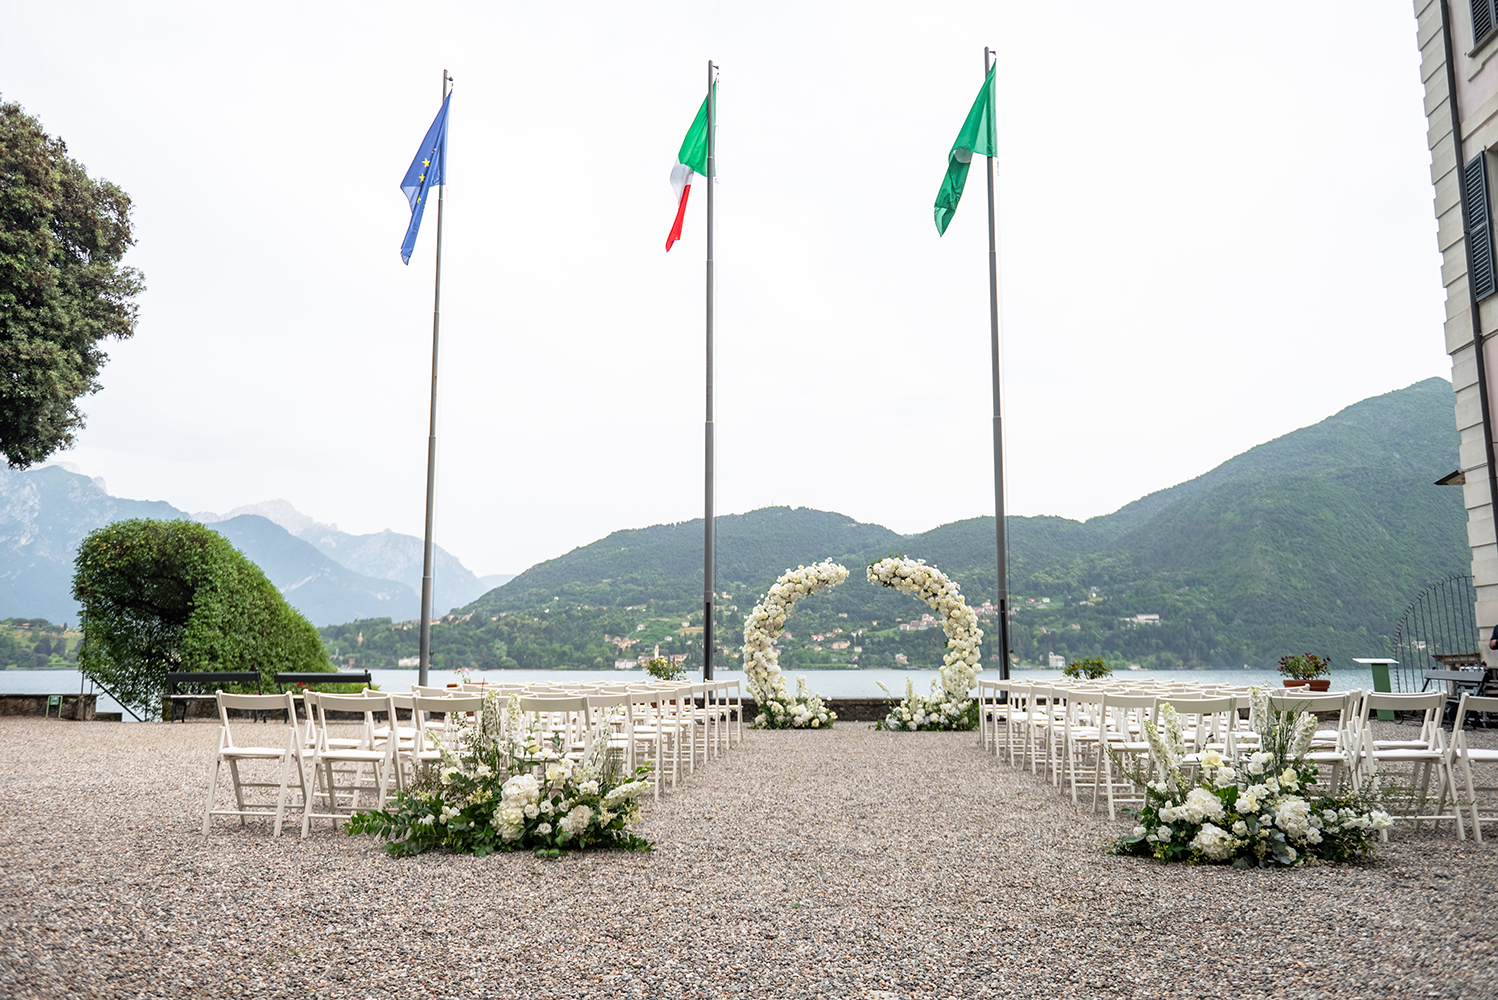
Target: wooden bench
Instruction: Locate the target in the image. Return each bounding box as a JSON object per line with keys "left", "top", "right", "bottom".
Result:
{"left": 275, "top": 671, "right": 383, "bottom": 721}
{"left": 165, "top": 671, "right": 262, "bottom": 723}
{"left": 272, "top": 671, "right": 373, "bottom": 692}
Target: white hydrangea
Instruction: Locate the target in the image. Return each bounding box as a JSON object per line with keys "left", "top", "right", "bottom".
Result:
{"left": 1275, "top": 796, "right": 1312, "bottom": 842}
{"left": 1183, "top": 787, "right": 1226, "bottom": 824}
{"left": 559, "top": 803, "right": 593, "bottom": 838}
{"left": 1190, "top": 822, "right": 1238, "bottom": 861}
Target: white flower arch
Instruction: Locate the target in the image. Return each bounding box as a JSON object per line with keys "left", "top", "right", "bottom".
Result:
{"left": 867, "top": 556, "right": 983, "bottom": 730}
{"left": 740, "top": 560, "right": 847, "bottom": 729}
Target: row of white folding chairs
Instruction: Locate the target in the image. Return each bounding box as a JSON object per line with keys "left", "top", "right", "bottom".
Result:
{"left": 443, "top": 678, "right": 744, "bottom": 788}
{"left": 202, "top": 689, "right": 431, "bottom": 838}
{"left": 203, "top": 677, "right": 748, "bottom": 836}
{"left": 450, "top": 678, "right": 744, "bottom": 759}
{"left": 975, "top": 679, "right": 1472, "bottom": 838}
{"left": 436, "top": 678, "right": 745, "bottom": 799}
{"left": 208, "top": 685, "right": 623, "bottom": 837}
{"left": 979, "top": 679, "right": 1255, "bottom": 774}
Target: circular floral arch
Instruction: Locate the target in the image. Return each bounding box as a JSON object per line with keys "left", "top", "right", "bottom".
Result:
{"left": 867, "top": 556, "right": 983, "bottom": 730}
{"left": 740, "top": 560, "right": 847, "bottom": 728}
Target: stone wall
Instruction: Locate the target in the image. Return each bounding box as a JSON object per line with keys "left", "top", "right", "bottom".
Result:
{"left": 0, "top": 693, "right": 98, "bottom": 721}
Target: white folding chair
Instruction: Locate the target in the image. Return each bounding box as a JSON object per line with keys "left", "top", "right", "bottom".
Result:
{"left": 1018, "top": 683, "right": 1060, "bottom": 778}
{"left": 992, "top": 680, "right": 1029, "bottom": 765}
{"left": 1094, "top": 692, "right": 1158, "bottom": 820}
{"left": 622, "top": 687, "right": 669, "bottom": 799}
{"left": 409, "top": 692, "right": 486, "bottom": 771}
{"left": 301, "top": 692, "right": 400, "bottom": 837}
{"left": 717, "top": 678, "right": 744, "bottom": 749}
{"left": 515, "top": 694, "right": 594, "bottom": 765}
{"left": 1163, "top": 694, "right": 1239, "bottom": 769}
{"left": 1055, "top": 686, "right": 1105, "bottom": 806}
{"left": 202, "top": 691, "right": 305, "bottom": 838}
{"left": 1264, "top": 689, "right": 1358, "bottom": 793}
{"left": 1450, "top": 693, "right": 1498, "bottom": 842}
{"left": 1355, "top": 690, "right": 1464, "bottom": 840}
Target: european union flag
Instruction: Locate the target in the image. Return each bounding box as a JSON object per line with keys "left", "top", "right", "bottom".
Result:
{"left": 400, "top": 91, "right": 451, "bottom": 264}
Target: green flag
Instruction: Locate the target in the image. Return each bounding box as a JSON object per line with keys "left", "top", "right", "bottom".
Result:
{"left": 677, "top": 91, "right": 710, "bottom": 176}
{"left": 934, "top": 64, "right": 997, "bottom": 236}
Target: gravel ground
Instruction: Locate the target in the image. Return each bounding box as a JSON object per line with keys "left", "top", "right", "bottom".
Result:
{"left": 2, "top": 716, "right": 1497, "bottom": 1000}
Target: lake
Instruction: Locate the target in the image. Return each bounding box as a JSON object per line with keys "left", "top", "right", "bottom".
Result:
{"left": 1, "top": 664, "right": 1382, "bottom": 720}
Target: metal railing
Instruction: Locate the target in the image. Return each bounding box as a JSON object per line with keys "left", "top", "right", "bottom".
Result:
{"left": 1390, "top": 573, "right": 1479, "bottom": 693}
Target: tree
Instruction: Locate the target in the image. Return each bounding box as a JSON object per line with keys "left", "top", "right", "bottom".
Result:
{"left": 72, "top": 519, "right": 329, "bottom": 719}
{"left": 1, "top": 98, "right": 144, "bottom": 468}
{"left": 1062, "top": 655, "right": 1112, "bottom": 680}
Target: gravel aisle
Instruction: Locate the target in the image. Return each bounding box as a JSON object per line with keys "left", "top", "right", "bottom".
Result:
{"left": 1, "top": 717, "right": 1496, "bottom": 999}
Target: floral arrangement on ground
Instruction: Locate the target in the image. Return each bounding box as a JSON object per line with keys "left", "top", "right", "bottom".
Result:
{"left": 740, "top": 560, "right": 846, "bottom": 729}
{"left": 1112, "top": 686, "right": 1392, "bottom": 867}
{"left": 867, "top": 556, "right": 983, "bottom": 731}
{"left": 346, "top": 692, "right": 653, "bottom": 857}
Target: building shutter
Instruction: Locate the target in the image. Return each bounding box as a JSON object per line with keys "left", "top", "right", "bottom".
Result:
{"left": 1467, "top": 153, "right": 1498, "bottom": 301}
{"left": 1477, "top": 1, "right": 1498, "bottom": 47}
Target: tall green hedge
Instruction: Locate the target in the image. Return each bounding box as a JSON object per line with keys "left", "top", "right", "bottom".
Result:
{"left": 71, "top": 518, "right": 329, "bottom": 719}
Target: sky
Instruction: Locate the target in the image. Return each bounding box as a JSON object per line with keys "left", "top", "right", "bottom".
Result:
{"left": 1, "top": 1, "right": 1449, "bottom": 577}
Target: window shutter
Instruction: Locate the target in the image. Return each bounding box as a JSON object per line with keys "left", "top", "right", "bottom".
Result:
{"left": 1477, "top": 0, "right": 1498, "bottom": 47}
{"left": 1466, "top": 153, "right": 1497, "bottom": 302}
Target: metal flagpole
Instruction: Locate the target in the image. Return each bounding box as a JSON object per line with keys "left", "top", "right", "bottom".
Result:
{"left": 703, "top": 60, "right": 718, "bottom": 681}
{"left": 418, "top": 68, "right": 452, "bottom": 689}
{"left": 983, "top": 47, "right": 1011, "bottom": 682}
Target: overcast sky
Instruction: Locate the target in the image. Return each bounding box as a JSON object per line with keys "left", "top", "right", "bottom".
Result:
{"left": 2, "top": 1, "right": 1447, "bottom": 577}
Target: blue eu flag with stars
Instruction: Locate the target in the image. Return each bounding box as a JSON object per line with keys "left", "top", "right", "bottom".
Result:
{"left": 400, "top": 91, "right": 451, "bottom": 264}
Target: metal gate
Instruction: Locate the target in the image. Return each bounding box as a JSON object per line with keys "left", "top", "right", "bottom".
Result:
{"left": 1389, "top": 574, "right": 1479, "bottom": 693}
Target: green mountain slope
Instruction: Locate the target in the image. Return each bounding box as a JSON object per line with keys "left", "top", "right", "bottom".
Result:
{"left": 476, "top": 507, "right": 905, "bottom": 614}
{"left": 1104, "top": 376, "right": 1458, "bottom": 530}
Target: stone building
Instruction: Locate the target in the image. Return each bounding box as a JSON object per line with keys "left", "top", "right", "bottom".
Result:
{"left": 1414, "top": 0, "right": 1498, "bottom": 659}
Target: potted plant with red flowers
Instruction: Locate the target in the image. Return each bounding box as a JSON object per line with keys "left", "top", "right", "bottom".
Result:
{"left": 1278, "top": 653, "right": 1332, "bottom": 691}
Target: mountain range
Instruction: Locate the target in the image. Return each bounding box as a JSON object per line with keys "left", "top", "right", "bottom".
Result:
{"left": 0, "top": 472, "right": 492, "bottom": 626}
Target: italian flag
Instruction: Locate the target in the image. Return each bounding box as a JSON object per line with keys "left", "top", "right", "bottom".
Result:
{"left": 665, "top": 90, "right": 711, "bottom": 251}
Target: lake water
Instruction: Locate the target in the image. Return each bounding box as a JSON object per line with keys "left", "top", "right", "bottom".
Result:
{"left": 1, "top": 664, "right": 1382, "bottom": 720}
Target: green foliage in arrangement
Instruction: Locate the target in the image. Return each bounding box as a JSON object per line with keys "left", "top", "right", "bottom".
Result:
{"left": 1062, "top": 655, "right": 1112, "bottom": 680}
{"left": 346, "top": 693, "right": 653, "bottom": 858}
{"left": 71, "top": 519, "right": 329, "bottom": 718}
{"left": 0, "top": 99, "right": 145, "bottom": 469}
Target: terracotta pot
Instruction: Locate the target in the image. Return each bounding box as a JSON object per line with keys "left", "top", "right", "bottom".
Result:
{"left": 1282, "top": 679, "right": 1309, "bottom": 688}
{"left": 1307, "top": 679, "right": 1332, "bottom": 692}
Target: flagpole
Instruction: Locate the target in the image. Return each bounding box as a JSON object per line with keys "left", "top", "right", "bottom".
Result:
{"left": 418, "top": 68, "right": 451, "bottom": 689}
{"left": 703, "top": 59, "right": 718, "bottom": 681}
{"left": 983, "top": 47, "right": 1011, "bottom": 682}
